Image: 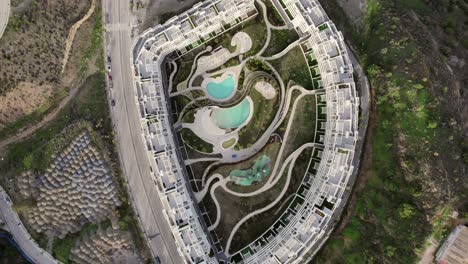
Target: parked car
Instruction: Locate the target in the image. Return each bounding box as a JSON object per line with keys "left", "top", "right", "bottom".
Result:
{"left": 111, "top": 99, "right": 116, "bottom": 106}
{"left": 154, "top": 256, "right": 161, "bottom": 264}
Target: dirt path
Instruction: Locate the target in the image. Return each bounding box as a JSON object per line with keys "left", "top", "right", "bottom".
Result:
{"left": 0, "top": 83, "right": 82, "bottom": 155}
{"left": 61, "top": 0, "right": 97, "bottom": 73}
{"left": 335, "top": 80, "right": 376, "bottom": 234}
{"left": 0, "top": 0, "right": 97, "bottom": 155}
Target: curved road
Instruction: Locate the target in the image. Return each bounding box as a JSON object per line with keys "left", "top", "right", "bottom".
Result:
{"left": 0, "top": 0, "right": 10, "bottom": 39}
{"left": 0, "top": 187, "right": 59, "bottom": 263}
{"left": 103, "top": 0, "right": 182, "bottom": 263}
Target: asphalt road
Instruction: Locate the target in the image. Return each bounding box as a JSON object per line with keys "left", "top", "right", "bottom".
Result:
{"left": 0, "top": 0, "right": 10, "bottom": 39}
{"left": 102, "top": 0, "right": 183, "bottom": 263}
{"left": 0, "top": 187, "right": 59, "bottom": 263}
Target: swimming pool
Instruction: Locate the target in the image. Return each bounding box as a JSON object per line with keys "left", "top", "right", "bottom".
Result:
{"left": 230, "top": 155, "right": 271, "bottom": 186}
{"left": 211, "top": 97, "right": 251, "bottom": 129}
{"left": 206, "top": 75, "right": 236, "bottom": 100}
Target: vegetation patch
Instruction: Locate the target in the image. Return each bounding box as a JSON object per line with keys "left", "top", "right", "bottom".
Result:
{"left": 222, "top": 138, "right": 237, "bottom": 149}
{"left": 261, "top": 0, "right": 285, "bottom": 27}
{"left": 269, "top": 46, "right": 313, "bottom": 89}
{"left": 236, "top": 79, "right": 279, "bottom": 149}
{"left": 0, "top": 1, "right": 102, "bottom": 140}
{"left": 263, "top": 29, "right": 299, "bottom": 57}
{"left": 0, "top": 73, "right": 148, "bottom": 261}
{"left": 180, "top": 128, "right": 214, "bottom": 153}
{"left": 315, "top": 0, "right": 467, "bottom": 262}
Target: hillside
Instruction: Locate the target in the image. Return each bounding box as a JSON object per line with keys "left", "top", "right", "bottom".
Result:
{"left": 314, "top": 0, "right": 467, "bottom": 263}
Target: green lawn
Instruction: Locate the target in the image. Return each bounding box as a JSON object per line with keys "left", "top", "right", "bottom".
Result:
{"left": 180, "top": 128, "right": 214, "bottom": 153}
{"left": 269, "top": 46, "right": 314, "bottom": 89}
{"left": 281, "top": 94, "right": 316, "bottom": 161}
{"left": 222, "top": 138, "right": 236, "bottom": 149}
{"left": 236, "top": 79, "right": 280, "bottom": 149}
{"left": 263, "top": 29, "right": 299, "bottom": 57}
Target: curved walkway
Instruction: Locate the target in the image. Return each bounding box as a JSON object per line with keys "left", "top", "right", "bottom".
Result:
{"left": 201, "top": 161, "right": 221, "bottom": 187}
{"left": 261, "top": 38, "right": 301, "bottom": 60}
{"left": 167, "top": 60, "right": 178, "bottom": 93}
{"left": 268, "top": 87, "right": 316, "bottom": 184}
{"left": 255, "top": 0, "right": 272, "bottom": 57}
{"left": 0, "top": 187, "right": 60, "bottom": 263}
{"left": 224, "top": 143, "right": 314, "bottom": 254}
{"left": 195, "top": 174, "right": 224, "bottom": 202}
{"left": 0, "top": 0, "right": 10, "bottom": 39}
{"left": 170, "top": 86, "right": 203, "bottom": 97}
{"left": 185, "top": 157, "right": 222, "bottom": 166}
{"left": 61, "top": 0, "right": 97, "bottom": 72}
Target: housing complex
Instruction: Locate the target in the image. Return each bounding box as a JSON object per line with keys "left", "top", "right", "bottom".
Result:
{"left": 131, "top": 0, "right": 360, "bottom": 263}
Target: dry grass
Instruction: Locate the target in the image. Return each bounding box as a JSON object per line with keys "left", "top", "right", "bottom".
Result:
{"left": 0, "top": 82, "right": 54, "bottom": 127}
{"left": 0, "top": 0, "right": 91, "bottom": 127}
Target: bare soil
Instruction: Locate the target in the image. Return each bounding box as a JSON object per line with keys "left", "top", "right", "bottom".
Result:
{"left": 0, "top": 0, "right": 91, "bottom": 127}
{"left": 0, "top": 0, "right": 102, "bottom": 152}
{"left": 0, "top": 82, "right": 54, "bottom": 127}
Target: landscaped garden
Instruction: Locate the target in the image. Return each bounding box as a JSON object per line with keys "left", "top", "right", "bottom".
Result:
{"left": 165, "top": 2, "right": 322, "bottom": 255}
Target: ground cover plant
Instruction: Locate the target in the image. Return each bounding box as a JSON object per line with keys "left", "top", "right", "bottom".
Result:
{"left": 263, "top": 29, "right": 299, "bottom": 57}
{"left": 269, "top": 46, "right": 314, "bottom": 89}
{"left": 314, "top": 0, "right": 467, "bottom": 262}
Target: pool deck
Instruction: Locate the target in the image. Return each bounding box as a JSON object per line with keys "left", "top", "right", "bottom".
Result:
{"left": 182, "top": 96, "right": 254, "bottom": 154}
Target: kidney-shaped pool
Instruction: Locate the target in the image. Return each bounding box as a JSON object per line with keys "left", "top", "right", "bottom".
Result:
{"left": 211, "top": 97, "right": 251, "bottom": 129}
{"left": 205, "top": 74, "right": 236, "bottom": 100}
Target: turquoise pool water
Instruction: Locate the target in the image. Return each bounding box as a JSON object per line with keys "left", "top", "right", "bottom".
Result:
{"left": 212, "top": 98, "right": 251, "bottom": 129}
{"left": 206, "top": 75, "right": 235, "bottom": 100}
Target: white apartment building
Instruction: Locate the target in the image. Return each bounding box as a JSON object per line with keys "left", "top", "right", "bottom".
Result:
{"left": 132, "top": 1, "right": 257, "bottom": 263}
{"left": 130, "top": 0, "right": 360, "bottom": 263}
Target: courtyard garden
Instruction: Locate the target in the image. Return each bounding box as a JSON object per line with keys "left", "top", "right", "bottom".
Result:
{"left": 165, "top": 2, "right": 322, "bottom": 256}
